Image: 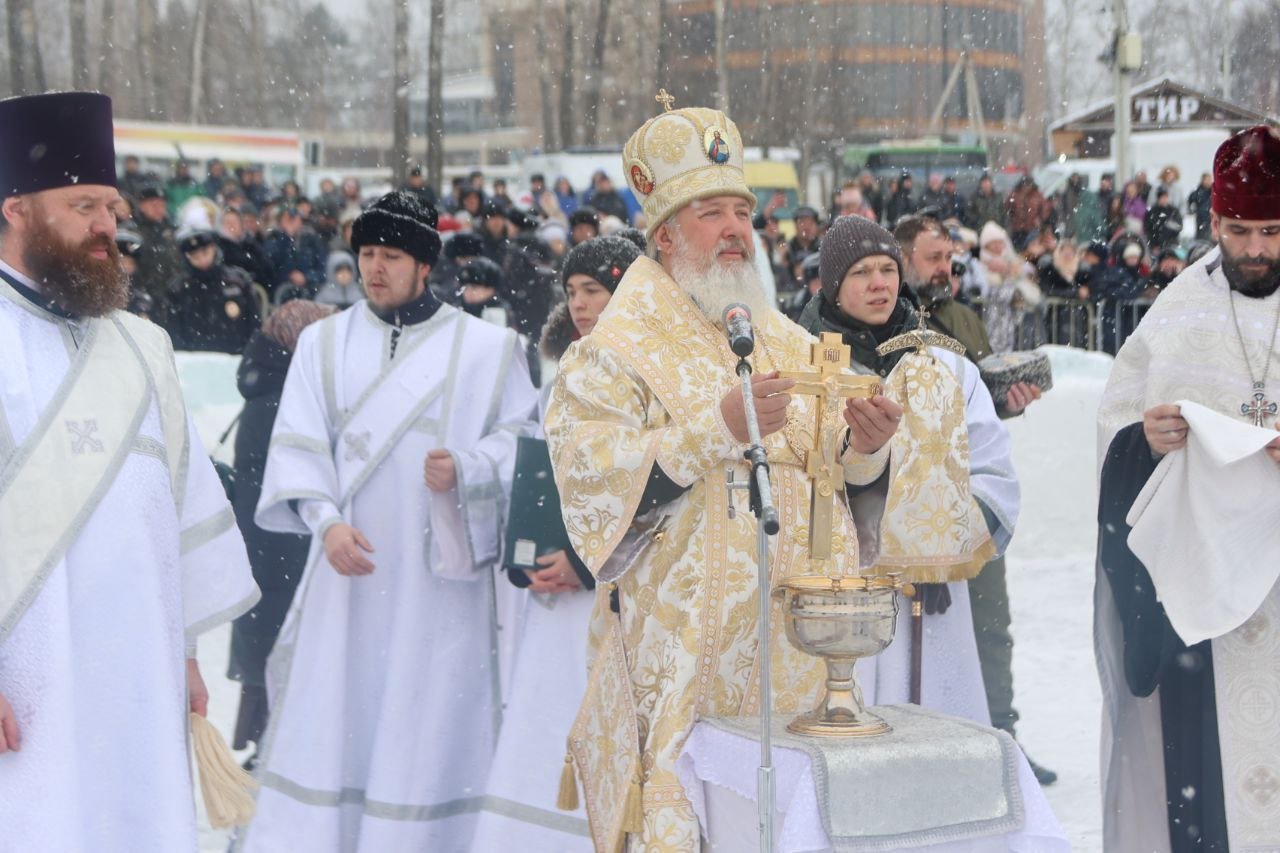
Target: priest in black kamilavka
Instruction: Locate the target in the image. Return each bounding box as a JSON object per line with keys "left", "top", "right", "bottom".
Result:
{"left": 1096, "top": 125, "right": 1280, "bottom": 853}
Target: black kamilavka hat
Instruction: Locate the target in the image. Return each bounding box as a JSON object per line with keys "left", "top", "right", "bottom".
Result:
{"left": 0, "top": 91, "right": 117, "bottom": 197}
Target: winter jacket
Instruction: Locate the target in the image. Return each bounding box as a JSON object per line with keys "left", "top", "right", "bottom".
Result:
{"left": 1005, "top": 184, "right": 1048, "bottom": 238}
{"left": 217, "top": 235, "right": 275, "bottom": 291}
{"left": 1058, "top": 187, "right": 1103, "bottom": 242}
{"left": 165, "top": 176, "right": 204, "bottom": 217}
{"left": 262, "top": 227, "right": 328, "bottom": 291}
{"left": 885, "top": 188, "right": 917, "bottom": 225}
{"left": 1143, "top": 204, "right": 1183, "bottom": 251}
{"left": 134, "top": 215, "right": 181, "bottom": 324}
{"left": 964, "top": 190, "right": 1006, "bottom": 230}
{"left": 227, "top": 331, "right": 310, "bottom": 687}
{"left": 314, "top": 251, "right": 364, "bottom": 309}
{"left": 164, "top": 261, "right": 259, "bottom": 353}
{"left": 1188, "top": 185, "right": 1213, "bottom": 240}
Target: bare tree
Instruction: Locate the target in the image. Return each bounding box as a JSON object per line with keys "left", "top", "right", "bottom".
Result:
{"left": 713, "top": 0, "right": 729, "bottom": 112}
{"left": 1231, "top": 1, "right": 1280, "bottom": 114}
{"left": 425, "top": 0, "right": 446, "bottom": 191}
{"left": 655, "top": 0, "right": 668, "bottom": 91}
{"left": 581, "top": 0, "right": 612, "bottom": 144}
{"left": 14, "top": 0, "right": 46, "bottom": 92}
{"left": 795, "top": 0, "right": 820, "bottom": 187}
{"left": 69, "top": 0, "right": 88, "bottom": 88}
{"left": 532, "top": 6, "right": 558, "bottom": 149}
{"left": 755, "top": 0, "right": 775, "bottom": 152}
{"left": 6, "top": 0, "right": 28, "bottom": 94}
{"left": 188, "top": 0, "right": 212, "bottom": 121}
{"left": 391, "top": 0, "right": 411, "bottom": 182}
{"left": 99, "top": 0, "right": 117, "bottom": 99}
{"left": 137, "top": 0, "right": 157, "bottom": 116}
{"left": 558, "top": 0, "right": 576, "bottom": 148}
{"left": 245, "top": 0, "right": 269, "bottom": 125}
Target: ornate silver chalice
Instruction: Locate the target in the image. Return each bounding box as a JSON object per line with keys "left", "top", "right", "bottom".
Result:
{"left": 775, "top": 574, "right": 913, "bottom": 737}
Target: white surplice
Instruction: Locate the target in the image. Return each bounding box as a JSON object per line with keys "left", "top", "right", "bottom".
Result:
{"left": 238, "top": 301, "right": 537, "bottom": 853}
{"left": 852, "top": 348, "right": 1020, "bottom": 724}
{"left": 0, "top": 270, "right": 260, "bottom": 851}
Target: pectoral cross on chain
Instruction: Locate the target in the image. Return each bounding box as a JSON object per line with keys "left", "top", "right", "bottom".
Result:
{"left": 1241, "top": 382, "right": 1279, "bottom": 427}
{"left": 779, "top": 332, "right": 881, "bottom": 562}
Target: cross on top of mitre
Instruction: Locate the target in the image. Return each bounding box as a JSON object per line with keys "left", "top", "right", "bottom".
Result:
{"left": 875, "top": 307, "right": 967, "bottom": 358}
{"left": 655, "top": 89, "right": 676, "bottom": 112}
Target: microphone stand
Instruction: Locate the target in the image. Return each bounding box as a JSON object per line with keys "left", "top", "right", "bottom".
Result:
{"left": 727, "top": 354, "right": 779, "bottom": 853}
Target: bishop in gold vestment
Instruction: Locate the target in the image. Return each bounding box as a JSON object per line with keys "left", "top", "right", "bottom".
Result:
{"left": 544, "top": 101, "right": 901, "bottom": 852}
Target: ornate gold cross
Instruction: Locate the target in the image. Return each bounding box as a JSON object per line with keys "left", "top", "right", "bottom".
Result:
{"left": 780, "top": 332, "right": 882, "bottom": 562}
{"left": 875, "top": 307, "right": 966, "bottom": 359}
{"left": 655, "top": 89, "right": 676, "bottom": 112}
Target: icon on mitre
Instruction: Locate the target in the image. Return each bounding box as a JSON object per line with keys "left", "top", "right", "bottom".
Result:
{"left": 628, "top": 159, "right": 655, "bottom": 196}
{"left": 704, "top": 127, "right": 731, "bottom": 164}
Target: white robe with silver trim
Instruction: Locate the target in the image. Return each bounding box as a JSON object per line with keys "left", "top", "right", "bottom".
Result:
{"left": 0, "top": 272, "right": 259, "bottom": 851}
{"left": 239, "top": 302, "right": 537, "bottom": 853}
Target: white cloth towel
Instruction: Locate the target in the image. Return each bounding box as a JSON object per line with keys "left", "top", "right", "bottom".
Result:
{"left": 1126, "top": 399, "right": 1280, "bottom": 644}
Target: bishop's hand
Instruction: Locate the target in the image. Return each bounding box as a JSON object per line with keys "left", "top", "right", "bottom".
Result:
{"left": 1143, "top": 404, "right": 1188, "bottom": 456}
{"left": 1266, "top": 424, "right": 1280, "bottom": 465}
{"left": 0, "top": 691, "right": 19, "bottom": 755}
{"left": 720, "top": 371, "right": 795, "bottom": 443}
{"left": 324, "top": 523, "right": 377, "bottom": 576}
{"left": 843, "top": 395, "right": 903, "bottom": 455}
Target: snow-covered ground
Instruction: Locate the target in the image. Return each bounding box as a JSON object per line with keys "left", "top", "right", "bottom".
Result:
{"left": 180, "top": 345, "right": 1113, "bottom": 852}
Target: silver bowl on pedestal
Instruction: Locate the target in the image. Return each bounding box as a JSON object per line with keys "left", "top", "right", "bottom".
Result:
{"left": 775, "top": 574, "right": 913, "bottom": 737}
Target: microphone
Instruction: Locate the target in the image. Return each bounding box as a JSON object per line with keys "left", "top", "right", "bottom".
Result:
{"left": 722, "top": 302, "right": 755, "bottom": 357}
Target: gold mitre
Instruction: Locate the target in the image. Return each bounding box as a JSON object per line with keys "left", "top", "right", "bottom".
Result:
{"left": 623, "top": 89, "right": 756, "bottom": 240}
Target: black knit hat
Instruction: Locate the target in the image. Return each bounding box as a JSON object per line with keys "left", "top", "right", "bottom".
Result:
{"left": 480, "top": 199, "right": 508, "bottom": 220}
{"left": 350, "top": 190, "right": 441, "bottom": 265}
{"left": 444, "top": 232, "right": 483, "bottom": 260}
{"left": 568, "top": 207, "right": 600, "bottom": 229}
{"left": 0, "top": 92, "right": 117, "bottom": 197}
{"left": 615, "top": 227, "right": 647, "bottom": 252}
{"left": 818, "top": 215, "right": 904, "bottom": 304}
{"left": 561, "top": 235, "right": 641, "bottom": 293}
{"left": 458, "top": 256, "right": 504, "bottom": 290}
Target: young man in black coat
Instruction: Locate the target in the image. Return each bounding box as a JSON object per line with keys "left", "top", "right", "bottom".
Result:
{"left": 226, "top": 300, "right": 335, "bottom": 763}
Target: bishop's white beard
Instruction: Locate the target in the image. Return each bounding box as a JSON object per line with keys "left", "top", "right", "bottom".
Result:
{"left": 668, "top": 226, "right": 769, "bottom": 322}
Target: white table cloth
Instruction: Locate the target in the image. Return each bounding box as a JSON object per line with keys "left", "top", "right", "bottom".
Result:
{"left": 676, "top": 710, "right": 1069, "bottom": 852}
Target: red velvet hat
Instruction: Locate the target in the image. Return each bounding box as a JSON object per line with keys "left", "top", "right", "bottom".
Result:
{"left": 1211, "top": 125, "right": 1280, "bottom": 221}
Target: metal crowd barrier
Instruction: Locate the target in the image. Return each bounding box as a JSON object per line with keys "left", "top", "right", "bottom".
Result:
{"left": 1111, "top": 298, "right": 1155, "bottom": 353}
{"left": 1042, "top": 297, "right": 1097, "bottom": 351}
{"left": 922, "top": 294, "right": 1162, "bottom": 354}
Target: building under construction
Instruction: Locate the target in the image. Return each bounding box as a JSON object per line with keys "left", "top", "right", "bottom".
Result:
{"left": 657, "top": 0, "right": 1048, "bottom": 166}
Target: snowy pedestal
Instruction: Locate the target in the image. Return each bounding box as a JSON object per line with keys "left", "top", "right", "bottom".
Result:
{"left": 676, "top": 708, "right": 1070, "bottom": 852}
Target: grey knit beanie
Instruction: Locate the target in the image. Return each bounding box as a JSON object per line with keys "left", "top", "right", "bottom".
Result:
{"left": 818, "top": 215, "right": 904, "bottom": 304}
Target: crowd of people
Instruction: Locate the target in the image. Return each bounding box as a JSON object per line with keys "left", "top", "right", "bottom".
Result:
{"left": 110, "top": 150, "right": 1215, "bottom": 370}
{"left": 111, "top": 159, "right": 650, "bottom": 370}
{"left": 757, "top": 165, "right": 1214, "bottom": 356}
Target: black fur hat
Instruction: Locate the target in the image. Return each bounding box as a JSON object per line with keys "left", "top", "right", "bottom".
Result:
{"left": 350, "top": 190, "right": 441, "bottom": 265}
{"left": 561, "top": 235, "right": 641, "bottom": 293}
